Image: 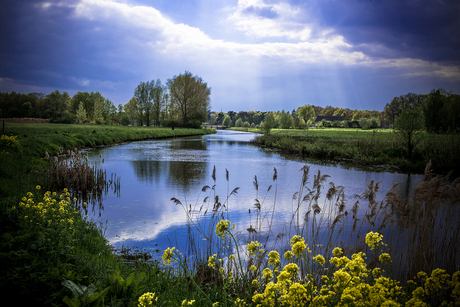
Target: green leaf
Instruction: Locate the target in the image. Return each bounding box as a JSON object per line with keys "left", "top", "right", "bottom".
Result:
{"left": 62, "top": 296, "right": 81, "bottom": 307}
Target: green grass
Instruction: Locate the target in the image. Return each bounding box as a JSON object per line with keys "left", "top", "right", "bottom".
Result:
{"left": 0, "top": 124, "right": 215, "bottom": 198}
{"left": 0, "top": 123, "right": 216, "bottom": 306}
{"left": 231, "top": 127, "right": 460, "bottom": 174}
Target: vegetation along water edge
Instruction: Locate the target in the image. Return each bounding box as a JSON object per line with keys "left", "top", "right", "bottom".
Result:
{"left": 230, "top": 127, "right": 460, "bottom": 176}
{"left": 0, "top": 123, "right": 215, "bottom": 305}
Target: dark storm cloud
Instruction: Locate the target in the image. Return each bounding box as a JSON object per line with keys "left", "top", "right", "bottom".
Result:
{"left": 0, "top": 0, "right": 132, "bottom": 91}
{"left": 311, "top": 0, "right": 460, "bottom": 62}
{"left": 242, "top": 5, "right": 279, "bottom": 19}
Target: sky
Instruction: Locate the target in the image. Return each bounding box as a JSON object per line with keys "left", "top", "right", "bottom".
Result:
{"left": 1, "top": 0, "right": 459, "bottom": 112}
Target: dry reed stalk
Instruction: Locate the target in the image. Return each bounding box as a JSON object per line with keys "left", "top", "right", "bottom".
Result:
{"left": 175, "top": 161, "right": 459, "bottom": 285}
{"left": 46, "top": 148, "right": 120, "bottom": 211}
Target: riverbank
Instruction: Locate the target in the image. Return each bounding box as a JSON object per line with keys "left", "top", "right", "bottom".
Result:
{"left": 0, "top": 124, "right": 216, "bottom": 305}
{"left": 231, "top": 127, "right": 460, "bottom": 175}
{"left": 0, "top": 124, "right": 216, "bottom": 198}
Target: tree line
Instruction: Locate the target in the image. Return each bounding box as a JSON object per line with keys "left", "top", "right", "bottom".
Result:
{"left": 384, "top": 89, "right": 460, "bottom": 133}
{"left": 1, "top": 73, "right": 458, "bottom": 134}
{"left": 0, "top": 71, "right": 211, "bottom": 128}
{"left": 209, "top": 88, "right": 459, "bottom": 134}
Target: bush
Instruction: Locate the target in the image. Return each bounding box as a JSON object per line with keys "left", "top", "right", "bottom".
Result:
{"left": 360, "top": 117, "right": 380, "bottom": 130}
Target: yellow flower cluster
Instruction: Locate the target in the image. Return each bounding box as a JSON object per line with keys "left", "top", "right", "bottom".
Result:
{"left": 162, "top": 247, "right": 179, "bottom": 265}
{"left": 290, "top": 235, "right": 308, "bottom": 257}
{"left": 145, "top": 220, "right": 460, "bottom": 307}
{"left": 138, "top": 292, "right": 157, "bottom": 307}
{"left": 208, "top": 254, "right": 218, "bottom": 269}
{"left": 181, "top": 299, "right": 195, "bottom": 306}
{"left": 253, "top": 261, "right": 312, "bottom": 307}
{"left": 405, "top": 269, "right": 460, "bottom": 306}
{"left": 0, "top": 134, "right": 21, "bottom": 154}
{"left": 268, "top": 251, "right": 281, "bottom": 269}
{"left": 14, "top": 187, "right": 77, "bottom": 228}
{"left": 247, "top": 240, "right": 264, "bottom": 256}
{"left": 215, "top": 219, "right": 235, "bottom": 240}
{"left": 365, "top": 231, "right": 384, "bottom": 251}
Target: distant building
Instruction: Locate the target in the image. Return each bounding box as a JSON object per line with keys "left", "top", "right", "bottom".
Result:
{"left": 314, "top": 116, "right": 344, "bottom": 123}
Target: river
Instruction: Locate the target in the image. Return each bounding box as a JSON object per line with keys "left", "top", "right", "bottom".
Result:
{"left": 82, "top": 130, "right": 423, "bottom": 259}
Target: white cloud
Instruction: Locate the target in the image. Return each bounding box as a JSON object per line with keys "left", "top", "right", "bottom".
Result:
{"left": 64, "top": 0, "right": 460, "bottom": 79}
{"left": 227, "top": 0, "right": 317, "bottom": 41}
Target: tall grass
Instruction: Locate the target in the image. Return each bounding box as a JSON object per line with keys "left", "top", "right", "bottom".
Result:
{"left": 46, "top": 147, "right": 120, "bottom": 210}
{"left": 170, "top": 161, "right": 460, "bottom": 285}
{"left": 153, "top": 162, "right": 459, "bottom": 306}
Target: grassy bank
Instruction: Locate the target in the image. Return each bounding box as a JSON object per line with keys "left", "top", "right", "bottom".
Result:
{"left": 231, "top": 127, "right": 460, "bottom": 175}
{"left": 0, "top": 124, "right": 215, "bottom": 198}
{"left": 0, "top": 124, "right": 215, "bottom": 306}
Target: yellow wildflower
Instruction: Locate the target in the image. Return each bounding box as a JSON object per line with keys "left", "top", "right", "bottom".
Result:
{"left": 162, "top": 247, "right": 176, "bottom": 265}
{"left": 138, "top": 292, "right": 157, "bottom": 307}
{"left": 292, "top": 240, "right": 306, "bottom": 257}
{"left": 247, "top": 241, "right": 262, "bottom": 256}
{"left": 208, "top": 254, "right": 217, "bottom": 269}
{"left": 365, "top": 231, "right": 383, "bottom": 250}
{"left": 332, "top": 247, "right": 343, "bottom": 256}
{"left": 313, "top": 254, "right": 326, "bottom": 266}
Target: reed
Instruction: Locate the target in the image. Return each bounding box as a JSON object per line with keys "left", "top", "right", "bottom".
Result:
{"left": 170, "top": 161, "right": 459, "bottom": 287}
{"left": 46, "top": 148, "right": 120, "bottom": 210}
{"left": 158, "top": 162, "right": 460, "bottom": 306}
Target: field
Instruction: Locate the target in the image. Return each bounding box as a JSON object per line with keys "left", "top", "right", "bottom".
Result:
{"left": 231, "top": 127, "right": 460, "bottom": 175}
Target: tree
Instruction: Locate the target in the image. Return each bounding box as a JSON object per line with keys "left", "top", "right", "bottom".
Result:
{"left": 222, "top": 115, "right": 232, "bottom": 127}
{"left": 352, "top": 110, "right": 365, "bottom": 121}
{"left": 278, "top": 110, "right": 293, "bottom": 129}
{"left": 167, "top": 71, "right": 211, "bottom": 127}
{"left": 333, "top": 108, "right": 348, "bottom": 118}
{"left": 124, "top": 97, "right": 141, "bottom": 125}
{"left": 385, "top": 93, "right": 425, "bottom": 127}
{"left": 93, "top": 100, "right": 104, "bottom": 124}
{"left": 209, "top": 113, "right": 217, "bottom": 125}
{"left": 40, "top": 90, "right": 72, "bottom": 123}
{"left": 235, "top": 118, "right": 243, "bottom": 127}
{"left": 149, "top": 79, "right": 167, "bottom": 126}
{"left": 71, "top": 91, "right": 105, "bottom": 123}
{"left": 394, "top": 104, "right": 425, "bottom": 160}
{"left": 262, "top": 112, "right": 276, "bottom": 135}
{"left": 75, "top": 102, "right": 87, "bottom": 124}
{"left": 134, "top": 82, "right": 149, "bottom": 126}
{"left": 297, "top": 104, "right": 316, "bottom": 127}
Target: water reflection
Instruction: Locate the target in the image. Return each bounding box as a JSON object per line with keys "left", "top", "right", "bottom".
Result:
{"left": 82, "top": 130, "right": 423, "bottom": 260}
{"left": 131, "top": 160, "right": 207, "bottom": 190}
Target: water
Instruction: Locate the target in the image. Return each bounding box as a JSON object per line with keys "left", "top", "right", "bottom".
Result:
{"left": 82, "top": 130, "right": 423, "bottom": 258}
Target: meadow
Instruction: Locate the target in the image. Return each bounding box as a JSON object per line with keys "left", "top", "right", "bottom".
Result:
{"left": 1, "top": 123, "right": 459, "bottom": 306}
{"left": 231, "top": 127, "right": 460, "bottom": 175}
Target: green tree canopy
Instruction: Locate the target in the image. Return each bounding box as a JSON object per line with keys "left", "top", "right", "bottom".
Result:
{"left": 75, "top": 102, "right": 87, "bottom": 124}
{"left": 262, "top": 112, "right": 276, "bottom": 135}
{"left": 297, "top": 104, "right": 315, "bottom": 127}
{"left": 222, "top": 115, "right": 232, "bottom": 127}
{"left": 167, "top": 71, "right": 211, "bottom": 127}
